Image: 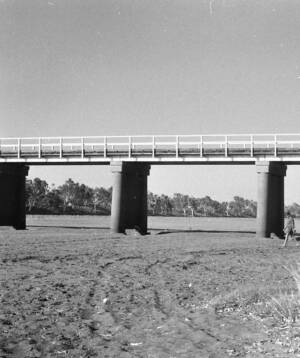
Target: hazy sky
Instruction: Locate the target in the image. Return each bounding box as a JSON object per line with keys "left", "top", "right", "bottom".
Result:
{"left": 1, "top": 0, "right": 300, "bottom": 202}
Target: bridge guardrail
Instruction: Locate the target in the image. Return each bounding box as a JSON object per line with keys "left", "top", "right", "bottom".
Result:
{"left": 1, "top": 134, "right": 300, "bottom": 162}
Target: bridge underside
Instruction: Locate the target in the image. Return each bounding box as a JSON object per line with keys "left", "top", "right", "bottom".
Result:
{"left": 0, "top": 161, "right": 288, "bottom": 238}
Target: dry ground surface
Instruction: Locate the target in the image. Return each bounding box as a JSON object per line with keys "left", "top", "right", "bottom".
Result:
{"left": 1, "top": 217, "right": 300, "bottom": 357}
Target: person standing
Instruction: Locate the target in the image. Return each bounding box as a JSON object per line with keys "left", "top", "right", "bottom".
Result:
{"left": 282, "top": 212, "right": 296, "bottom": 247}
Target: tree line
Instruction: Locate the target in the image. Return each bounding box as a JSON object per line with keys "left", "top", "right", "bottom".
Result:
{"left": 25, "top": 177, "right": 300, "bottom": 217}
{"left": 25, "top": 177, "right": 257, "bottom": 217}
{"left": 26, "top": 178, "right": 112, "bottom": 215}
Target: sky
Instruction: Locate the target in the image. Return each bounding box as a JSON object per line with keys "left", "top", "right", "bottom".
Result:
{"left": 1, "top": 0, "right": 300, "bottom": 203}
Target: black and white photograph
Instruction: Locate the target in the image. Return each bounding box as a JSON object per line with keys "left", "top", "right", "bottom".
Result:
{"left": 1, "top": 0, "right": 300, "bottom": 356}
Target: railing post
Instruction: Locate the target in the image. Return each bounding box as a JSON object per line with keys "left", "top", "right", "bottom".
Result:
{"left": 59, "top": 137, "right": 62, "bottom": 158}
{"left": 38, "top": 137, "right": 41, "bottom": 158}
{"left": 104, "top": 136, "right": 107, "bottom": 158}
{"left": 274, "top": 135, "right": 277, "bottom": 157}
{"left": 81, "top": 137, "right": 84, "bottom": 158}
{"left": 200, "top": 135, "right": 203, "bottom": 157}
{"left": 175, "top": 135, "right": 179, "bottom": 158}
{"left": 17, "top": 138, "right": 21, "bottom": 159}
{"left": 250, "top": 135, "right": 254, "bottom": 157}
{"left": 128, "top": 136, "right": 131, "bottom": 158}
{"left": 225, "top": 135, "right": 228, "bottom": 157}
{"left": 152, "top": 136, "right": 155, "bottom": 158}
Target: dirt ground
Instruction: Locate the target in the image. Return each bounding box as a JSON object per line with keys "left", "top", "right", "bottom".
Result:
{"left": 1, "top": 223, "right": 300, "bottom": 357}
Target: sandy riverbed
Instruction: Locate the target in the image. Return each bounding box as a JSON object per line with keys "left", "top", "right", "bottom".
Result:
{"left": 1, "top": 218, "right": 300, "bottom": 357}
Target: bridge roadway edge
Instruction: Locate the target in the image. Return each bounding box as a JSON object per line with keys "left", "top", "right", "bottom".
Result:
{"left": 2, "top": 155, "right": 300, "bottom": 166}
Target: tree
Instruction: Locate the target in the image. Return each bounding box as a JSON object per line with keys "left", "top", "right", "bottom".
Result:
{"left": 93, "top": 187, "right": 112, "bottom": 213}
{"left": 77, "top": 184, "right": 94, "bottom": 208}
{"left": 58, "top": 179, "right": 79, "bottom": 211}
{"left": 147, "top": 192, "right": 156, "bottom": 215}
{"left": 227, "top": 196, "right": 256, "bottom": 217}
{"left": 172, "top": 193, "right": 184, "bottom": 215}
{"left": 197, "top": 196, "right": 217, "bottom": 216}
{"left": 286, "top": 203, "right": 300, "bottom": 217}
{"left": 26, "top": 178, "right": 49, "bottom": 212}
{"left": 45, "top": 187, "right": 63, "bottom": 213}
{"left": 160, "top": 194, "right": 173, "bottom": 216}
{"left": 25, "top": 176, "right": 260, "bottom": 218}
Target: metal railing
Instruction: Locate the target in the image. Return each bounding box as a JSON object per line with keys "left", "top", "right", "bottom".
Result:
{"left": 1, "top": 134, "right": 300, "bottom": 162}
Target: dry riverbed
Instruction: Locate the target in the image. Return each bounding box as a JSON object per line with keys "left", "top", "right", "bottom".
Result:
{"left": 1, "top": 221, "right": 300, "bottom": 357}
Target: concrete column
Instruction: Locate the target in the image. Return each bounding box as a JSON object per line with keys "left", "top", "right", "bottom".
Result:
{"left": 110, "top": 162, "right": 150, "bottom": 234}
{"left": 256, "top": 162, "right": 286, "bottom": 238}
{"left": 110, "top": 166, "right": 125, "bottom": 233}
{"left": 0, "top": 164, "right": 29, "bottom": 229}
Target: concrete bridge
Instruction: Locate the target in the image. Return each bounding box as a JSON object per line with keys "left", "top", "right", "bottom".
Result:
{"left": 1, "top": 133, "right": 300, "bottom": 237}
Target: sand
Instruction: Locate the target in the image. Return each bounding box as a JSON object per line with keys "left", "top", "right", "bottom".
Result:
{"left": 1, "top": 221, "right": 300, "bottom": 357}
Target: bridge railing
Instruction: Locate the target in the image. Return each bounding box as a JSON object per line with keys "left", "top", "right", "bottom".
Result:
{"left": 1, "top": 134, "right": 300, "bottom": 160}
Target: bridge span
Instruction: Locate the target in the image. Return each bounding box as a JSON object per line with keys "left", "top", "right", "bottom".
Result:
{"left": 1, "top": 133, "right": 299, "bottom": 237}
{"left": 1, "top": 134, "right": 300, "bottom": 164}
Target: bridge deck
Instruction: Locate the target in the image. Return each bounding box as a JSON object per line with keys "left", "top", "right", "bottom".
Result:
{"left": 1, "top": 134, "right": 300, "bottom": 164}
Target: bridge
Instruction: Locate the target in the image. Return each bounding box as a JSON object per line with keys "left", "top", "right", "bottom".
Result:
{"left": 1, "top": 134, "right": 300, "bottom": 164}
{"left": 1, "top": 133, "right": 300, "bottom": 237}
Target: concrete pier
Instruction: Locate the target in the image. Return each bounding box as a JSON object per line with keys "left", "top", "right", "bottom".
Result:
{"left": 256, "top": 162, "right": 286, "bottom": 238}
{"left": 0, "top": 164, "right": 29, "bottom": 229}
{"left": 110, "top": 162, "right": 150, "bottom": 234}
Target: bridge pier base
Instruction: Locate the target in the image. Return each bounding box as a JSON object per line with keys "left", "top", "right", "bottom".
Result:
{"left": 0, "top": 164, "right": 29, "bottom": 229}
{"left": 110, "top": 162, "right": 150, "bottom": 235}
{"left": 256, "top": 162, "right": 286, "bottom": 238}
